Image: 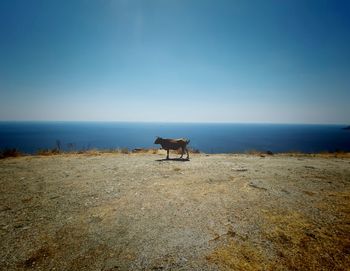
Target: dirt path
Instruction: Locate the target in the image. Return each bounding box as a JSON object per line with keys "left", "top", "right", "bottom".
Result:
{"left": 1, "top": 153, "right": 350, "bottom": 270}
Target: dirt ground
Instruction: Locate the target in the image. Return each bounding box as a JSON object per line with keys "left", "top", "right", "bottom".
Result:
{"left": 1, "top": 152, "right": 350, "bottom": 270}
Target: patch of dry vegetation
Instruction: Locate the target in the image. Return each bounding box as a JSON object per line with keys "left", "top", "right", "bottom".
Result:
{"left": 131, "top": 148, "right": 158, "bottom": 154}
{"left": 207, "top": 208, "right": 350, "bottom": 270}
{"left": 35, "top": 148, "right": 133, "bottom": 157}
{"left": 244, "top": 149, "right": 274, "bottom": 156}
{"left": 241, "top": 150, "right": 350, "bottom": 159}
{"left": 188, "top": 147, "right": 201, "bottom": 153}
{"left": 207, "top": 240, "right": 266, "bottom": 271}
{"left": 279, "top": 151, "right": 350, "bottom": 158}
{"left": 2, "top": 144, "right": 350, "bottom": 159}
{"left": 119, "top": 148, "right": 129, "bottom": 154}
{"left": 0, "top": 148, "right": 23, "bottom": 159}
{"left": 36, "top": 148, "right": 60, "bottom": 156}
{"left": 264, "top": 210, "right": 350, "bottom": 270}
{"left": 316, "top": 151, "right": 350, "bottom": 158}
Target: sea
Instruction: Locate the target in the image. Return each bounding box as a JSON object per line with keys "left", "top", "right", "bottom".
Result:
{"left": 0, "top": 122, "right": 349, "bottom": 154}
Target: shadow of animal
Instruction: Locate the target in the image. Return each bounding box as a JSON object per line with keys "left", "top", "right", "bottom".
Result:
{"left": 155, "top": 158, "right": 190, "bottom": 162}
{"left": 154, "top": 137, "right": 190, "bottom": 160}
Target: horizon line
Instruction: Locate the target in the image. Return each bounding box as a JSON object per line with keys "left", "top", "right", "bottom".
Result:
{"left": 0, "top": 120, "right": 348, "bottom": 126}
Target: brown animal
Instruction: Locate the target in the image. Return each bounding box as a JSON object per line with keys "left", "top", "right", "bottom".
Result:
{"left": 154, "top": 137, "right": 190, "bottom": 160}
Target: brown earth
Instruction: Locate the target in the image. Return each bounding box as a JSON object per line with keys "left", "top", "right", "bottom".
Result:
{"left": 0, "top": 152, "right": 350, "bottom": 270}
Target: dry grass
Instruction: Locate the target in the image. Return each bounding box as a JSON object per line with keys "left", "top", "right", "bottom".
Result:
{"left": 1, "top": 145, "right": 349, "bottom": 159}
{"left": 34, "top": 147, "right": 132, "bottom": 157}
{"left": 188, "top": 147, "right": 200, "bottom": 153}
{"left": 207, "top": 208, "right": 350, "bottom": 271}
{"left": 36, "top": 148, "right": 60, "bottom": 156}
{"left": 76, "top": 148, "right": 130, "bottom": 156}
{"left": 120, "top": 148, "right": 129, "bottom": 154}
{"left": 131, "top": 148, "right": 158, "bottom": 154}
{"left": 207, "top": 240, "right": 266, "bottom": 271}
{"left": 77, "top": 149, "right": 104, "bottom": 156}
{"left": 244, "top": 149, "right": 274, "bottom": 156}
{"left": 279, "top": 152, "right": 350, "bottom": 158}
{"left": 264, "top": 210, "right": 350, "bottom": 270}
{"left": 0, "top": 148, "right": 23, "bottom": 159}
{"left": 316, "top": 151, "right": 350, "bottom": 158}
{"left": 241, "top": 150, "right": 350, "bottom": 158}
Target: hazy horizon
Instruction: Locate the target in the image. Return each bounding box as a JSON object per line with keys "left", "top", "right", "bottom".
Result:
{"left": 0, "top": 120, "right": 348, "bottom": 126}
{"left": 1, "top": 0, "right": 349, "bottom": 124}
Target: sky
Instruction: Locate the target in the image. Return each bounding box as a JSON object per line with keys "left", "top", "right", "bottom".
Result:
{"left": 0, "top": 0, "right": 349, "bottom": 124}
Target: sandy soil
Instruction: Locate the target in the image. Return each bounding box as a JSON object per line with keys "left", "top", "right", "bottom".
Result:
{"left": 1, "top": 152, "right": 350, "bottom": 270}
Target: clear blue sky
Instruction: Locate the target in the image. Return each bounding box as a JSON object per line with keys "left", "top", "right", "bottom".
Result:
{"left": 1, "top": 0, "right": 349, "bottom": 124}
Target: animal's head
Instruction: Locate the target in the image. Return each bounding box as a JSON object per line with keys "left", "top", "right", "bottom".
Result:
{"left": 154, "top": 137, "right": 162, "bottom": 144}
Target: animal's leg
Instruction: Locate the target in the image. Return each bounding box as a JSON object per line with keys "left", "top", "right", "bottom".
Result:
{"left": 180, "top": 147, "right": 184, "bottom": 158}
{"left": 166, "top": 149, "right": 169, "bottom": 160}
{"left": 186, "top": 147, "right": 189, "bottom": 159}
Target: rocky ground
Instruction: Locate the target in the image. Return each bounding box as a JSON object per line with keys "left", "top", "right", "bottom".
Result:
{"left": 0, "top": 152, "right": 350, "bottom": 270}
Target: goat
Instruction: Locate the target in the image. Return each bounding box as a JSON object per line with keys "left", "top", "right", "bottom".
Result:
{"left": 154, "top": 137, "right": 190, "bottom": 160}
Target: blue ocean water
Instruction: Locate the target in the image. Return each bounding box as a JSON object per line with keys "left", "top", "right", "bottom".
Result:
{"left": 0, "top": 122, "right": 349, "bottom": 154}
